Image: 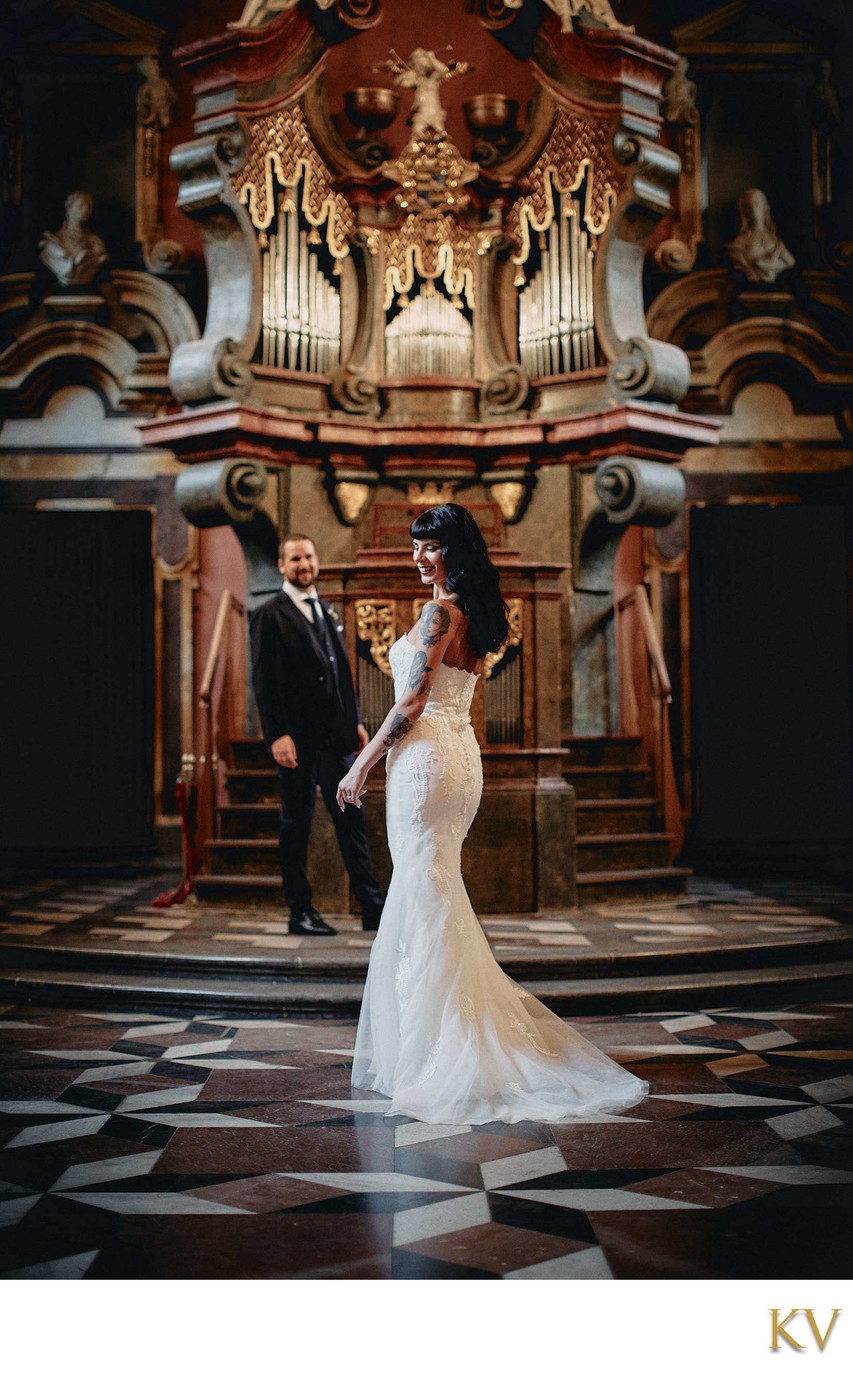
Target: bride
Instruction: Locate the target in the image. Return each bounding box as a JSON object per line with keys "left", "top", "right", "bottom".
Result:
{"left": 336, "top": 504, "right": 647, "bottom": 1124}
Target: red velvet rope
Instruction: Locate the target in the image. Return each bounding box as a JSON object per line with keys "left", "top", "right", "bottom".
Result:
{"left": 152, "top": 774, "right": 201, "bottom": 907}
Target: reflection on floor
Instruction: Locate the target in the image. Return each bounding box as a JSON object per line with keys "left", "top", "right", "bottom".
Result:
{"left": 1, "top": 999, "right": 852, "bottom": 1279}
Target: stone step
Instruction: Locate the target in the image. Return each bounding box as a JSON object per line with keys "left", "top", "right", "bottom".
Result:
{"left": 219, "top": 804, "right": 279, "bottom": 839}
{"left": 576, "top": 833, "right": 675, "bottom": 872}
{"left": 577, "top": 866, "right": 692, "bottom": 903}
{"left": 207, "top": 839, "right": 280, "bottom": 876}
{"left": 562, "top": 735, "right": 644, "bottom": 767}
{"left": 4, "top": 926, "right": 850, "bottom": 984}
{"left": 200, "top": 861, "right": 692, "bottom": 908}
{"left": 224, "top": 769, "right": 279, "bottom": 804}
{"left": 575, "top": 798, "right": 661, "bottom": 835}
{"left": 230, "top": 737, "right": 271, "bottom": 771}
{"left": 193, "top": 872, "right": 284, "bottom": 906}
{"left": 3, "top": 957, "right": 851, "bottom": 1018}
{"left": 564, "top": 766, "right": 654, "bottom": 799}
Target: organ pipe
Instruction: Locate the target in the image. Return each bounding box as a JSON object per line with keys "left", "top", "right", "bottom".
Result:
{"left": 258, "top": 196, "right": 341, "bottom": 373}
{"left": 518, "top": 198, "right": 595, "bottom": 380}
{"left": 386, "top": 287, "right": 473, "bottom": 377}
{"left": 484, "top": 652, "right": 523, "bottom": 746}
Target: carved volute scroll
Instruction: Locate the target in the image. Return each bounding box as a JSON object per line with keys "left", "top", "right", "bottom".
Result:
{"left": 594, "top": 130, "right": 691, "bottom": 404}
{"left": 477, "top": 231, "right": 529, "bottom": 416}
{"left": 330, "top": 229, "right": 381, "bottom": 415}
{"left": 654, "top": 55, "right": 702, "bottom": 275}
{"left": 135, "top": 56, "right": 186, "bottom": 275}
{"left": 168, "top": 113, "right": 261, "bottom": 404}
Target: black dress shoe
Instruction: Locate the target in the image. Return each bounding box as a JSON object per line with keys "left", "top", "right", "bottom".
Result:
{"left": 361, "top": 914, "right": 382, "bottom": 932}
{"left": 289, "top": 910, "right": 338, "bottom": 936}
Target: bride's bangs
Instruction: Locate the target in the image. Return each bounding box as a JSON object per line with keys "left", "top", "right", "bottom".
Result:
{"left": 409, "top": 506, "right": 449, "bottom": 542}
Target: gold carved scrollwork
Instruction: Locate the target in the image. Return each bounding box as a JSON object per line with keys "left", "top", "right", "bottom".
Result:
{"left": 483, "top": 597, "right": 523, "bottom": 680}
{"left": 407, "top": 481, "right": 458, "bottom": 508}
{"left": 356, "top": 600, "right": 397, "bottom": 678}
{"left": 507, "top": 109, "right": 621, "bottom": 270}
{"left": 233, "top": 106, "right": 354, "bottom": 261}
{"left": 384, "top": 215, "right": 489, "bottom": 312}
{"left": 411, "top": 596, "right": 523, "bottom": 681}
{"left": 384, "top": 128, "right": 477, "bottom": 216}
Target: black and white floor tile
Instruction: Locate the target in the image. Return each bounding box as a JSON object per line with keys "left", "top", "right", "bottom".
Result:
{"left": 1, "top": 999, "right": 852, "bottom": 1279}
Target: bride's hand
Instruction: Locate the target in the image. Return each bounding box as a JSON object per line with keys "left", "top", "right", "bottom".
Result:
{"left": 336, "top": 765, "right": 368, "bottom": 812}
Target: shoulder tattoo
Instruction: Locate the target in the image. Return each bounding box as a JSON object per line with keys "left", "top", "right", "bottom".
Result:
{"left": 419, "top": 601, "right": 451, "bottom": 648}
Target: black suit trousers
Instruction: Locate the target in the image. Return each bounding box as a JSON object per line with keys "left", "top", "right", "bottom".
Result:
{"left": 276, "top": 739, "right": 384, "bottom": 919}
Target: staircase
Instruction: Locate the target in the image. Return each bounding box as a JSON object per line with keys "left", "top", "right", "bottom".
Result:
{"left": 194, "top": 737, "right": 299, "bottom": 910}
{"left": 194, "top": 733, "right": 689, "bottom": 911}
{"left": 565, "top": 734, "right": 691, "bottom": 905}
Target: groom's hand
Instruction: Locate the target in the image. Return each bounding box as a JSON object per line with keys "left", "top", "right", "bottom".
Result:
{"left": 357, "top": 723, "right": 369, "bottom": 750}
{"left": 271, "top": 734, "right": 298, "bottom": 769}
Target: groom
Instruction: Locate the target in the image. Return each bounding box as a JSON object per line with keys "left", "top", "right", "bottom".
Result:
{"left": 249, "top": 535, "right": 384, "bottom": 935}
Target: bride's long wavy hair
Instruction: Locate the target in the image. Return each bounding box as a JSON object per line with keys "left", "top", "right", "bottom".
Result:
{"left": 410, "top": 504, "right": 509, "bottom": 657}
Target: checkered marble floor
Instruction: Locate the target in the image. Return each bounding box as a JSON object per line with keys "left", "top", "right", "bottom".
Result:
{"left": 1, "top": 999, "right": 852, "bottom": 1279}
{"left": 2, "top": 871, "right": 851, "bottom": 963}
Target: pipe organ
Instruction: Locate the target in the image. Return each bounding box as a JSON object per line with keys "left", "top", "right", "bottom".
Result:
{"left": 259, "top": 195, "right": 341, "bottom": 373}
{"left": 484, "top": 649, "right": 523, "bottom": 746}
{"left": 385, "top": 285, "right": 473, "bottom": 377}
{"left": 154, "top": 9, "right": 709, "bottom": 913}
{"left": 518, "top": 191, "right": 596, "bottom": 379}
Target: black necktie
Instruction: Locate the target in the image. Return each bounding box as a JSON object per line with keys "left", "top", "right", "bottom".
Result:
{"left": 310, "top": 598, "right": 343, "bottom": 702}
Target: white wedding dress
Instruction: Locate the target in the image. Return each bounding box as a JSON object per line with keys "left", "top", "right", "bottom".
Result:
{"left": 351, "top": 636, "right": 648, "bottom": 1124}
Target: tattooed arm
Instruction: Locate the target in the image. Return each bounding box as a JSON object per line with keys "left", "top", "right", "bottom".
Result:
{"left": 336, "top": 601, "right": 458, "bottom": 809}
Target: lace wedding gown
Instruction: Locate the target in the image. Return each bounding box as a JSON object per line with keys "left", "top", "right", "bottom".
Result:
{"left": 351, "top": 635, "right": 648, "bottom": 1124}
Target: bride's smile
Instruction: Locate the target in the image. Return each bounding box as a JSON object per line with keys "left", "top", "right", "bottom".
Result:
{"left": 412, "top": 538, "right": 447, "bottom": 592}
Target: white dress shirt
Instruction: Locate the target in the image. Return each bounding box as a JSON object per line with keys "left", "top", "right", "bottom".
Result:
{"left": 282, "top": 578, "right": 320, "bottom": 623}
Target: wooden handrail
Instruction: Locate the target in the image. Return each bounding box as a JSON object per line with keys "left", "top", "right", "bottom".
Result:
{"left": 618, "top": 585, "right": 671, "bottom": 700}
{"left": 200, "top": 590, "right": 245, "bottom": 707}
{"left": 616, "top": 582, "right": 683, "bottom": 853}
{"left": 195, "top": 588, "right": 247, "bottom": 882}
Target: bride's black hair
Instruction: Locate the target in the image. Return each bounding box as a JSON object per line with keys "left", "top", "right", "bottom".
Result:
{"left": 410, "top": 503, "right": 509, "bottom": 657}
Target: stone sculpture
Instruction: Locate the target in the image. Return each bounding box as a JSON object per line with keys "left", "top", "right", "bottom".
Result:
{"left": 136, "top": 56, "right": 177, "bottom": 130}
{"left": 39, "top": 191, "right": 108, "bottom": 286}
{"left": 372, "top": 48, "right": 472, "bottom": 138}
{"left": 727, "top": 188, "right": 795, "bottom": 283}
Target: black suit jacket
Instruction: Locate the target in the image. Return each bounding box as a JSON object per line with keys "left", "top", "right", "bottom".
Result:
{"left": 249, "top": 591, "right": 362, "bottom": 754}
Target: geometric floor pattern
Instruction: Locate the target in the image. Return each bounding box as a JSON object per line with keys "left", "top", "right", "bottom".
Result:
{"left": 2, "top": 871, "right": 852, "bottom": 962}
{"left": 2, "top": 1000, "right": 852, "bottom": 1279}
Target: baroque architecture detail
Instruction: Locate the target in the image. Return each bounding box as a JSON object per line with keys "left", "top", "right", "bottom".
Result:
{"left": 229, "top": 0, "right": 380, "bottom": 28}
{"left": 234, "top": 107, "right": 355, "bottom": 262}
{"left": 372, "top": 47, "right": 472, "bottom": 140}
{"left": 654, "top": 55, "right": 702, "bottom": 274}
{"left": 726, "top": 188, "right": 796, "bottom": 284}
{"left": 168, "top": 112, "right": 260, "bottom": 403}
{"left": 356, "top": 600, "right": 397, "bottom": 677}
{"left": 39, "top": 191, "right": 108, "bottom": 286}
{"left": 507, "top": 108, "right": 622, "bottom": 268}
{"left": 492, "top": 0, "right": 633, "bottom": 33}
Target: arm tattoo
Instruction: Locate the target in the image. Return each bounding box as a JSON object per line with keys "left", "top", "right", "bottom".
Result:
{"left": 407, "top": 650, "right": 431, "bottom": 697}
{"left": 419, "top": 601, "right": 451, "bottom": 648}
{"left": 382, "top": 713, "right": 413, "bottom": 749}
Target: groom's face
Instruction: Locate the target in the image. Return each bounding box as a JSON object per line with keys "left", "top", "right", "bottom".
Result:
{"left": 280, "top": 539, "right": 319, "bottom": 590}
